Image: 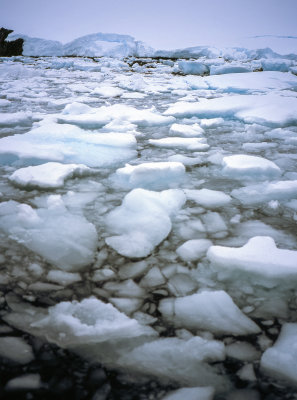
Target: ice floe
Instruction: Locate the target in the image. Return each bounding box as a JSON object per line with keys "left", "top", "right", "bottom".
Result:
{"left": 105, "top": 188, "right": 186, "bottom": 258}
{"left": 149, "top": 137, "right": 209, "bottom": 151}
{"left": 208, "top": 236, "right": 297, "bottom": 280}
{"left": 261, "top": 323, "right": 297, "bottom": 385}
{"left": 0, "top": 122, "right": 137, "bottom": 167}
{"left": 222, "top": 154, "right": 281, "bottom": 180}
{"left": 0, "top": 196, "right": 98, "bottom": 271}
{"left": 113, "top": 162, "right": 186, "bottom": 189}
{"left": 9, "top": 162, "right": 93, "bottom": 189}
{"left": 160, "top": 290, "right": 260, "bottom": 335}
{"left": 164, "top": 94, "right": 297, "bottom": 126}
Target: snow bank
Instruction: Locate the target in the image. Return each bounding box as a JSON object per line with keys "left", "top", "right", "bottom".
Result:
{"left": 105, "top": 188, "right": 186, "bottom": 258}
{"left": 113, "top": 162, "right": 186, "bottom": 190}
{"left": 207, "top": 236, "right": 297, "bottom": 280}
{"left": 261, "top": 323, "right": 297, "bottom": 385}
{"left": 160, "top": 290, "right": 260, "bottom": 335}
{"left": 0, "top": 196, "right": 98, "bottom": 271}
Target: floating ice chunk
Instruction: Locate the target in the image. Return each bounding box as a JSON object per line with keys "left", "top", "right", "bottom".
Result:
{"left": 201, "top": 212, "right": 228, "bottom": 234}
{"left": 159, "top": 291, "right": 260, "bottom": 335}
{"left": 121, "top": 92, "right": 147, "bottom": 99}
{"left": 32, "top": 298, "right": 156, "bottom": 347}
{"left": 222, "top": 155, "right": 281, "bottom": 180}
{"left": 178, "top": 61, "right": 210, "bottom": 75}
{"left": 176, "top": 239, "right": 213, "bottom": 262}
{"left": 62, "top": 102, "right": 93, "bottom": 115}
{"left": 9, "top": 162, "right": 93, "bottom": 189}
{"left": 226, "top": 342, "right": 260, "bottom": 361}
{"left": 168, "top": 154, "right": 204, "bottom": 166}
{"left": 261, "top": 323, "right": 297, "bottom": 385}
{"left": 161, "top": 387, "right": 214, "bottom": 400}
{"left": 110, "top": 298, "right": 143, "bottom": 315}
{"left": 237, "top": 364, "right": 257, "bottom": 382}
{"left": 103, "top": 279, "right": 146, "bottom": 298}
{"left": 5, "top": 374, "right": 42, "bottom": 391}
{"left": 105, "top": 188, "right": 186, "bottom": 258}
{"left": 0, "top": 197, "right": 98, "bottom": 271}
{"left": 149, "top": 137, "right": 209, "bottom": 151}
{"left": 200, "top": 118, "right": 225, "bottom": 128}
{"left": 114, "top": 162, "right": 186, "bottom": 190}
{"left": 167, "top": 273, "right": 198, "bottom": 296}
{"left": 92, "top": 86, "right": 124, "bottom": 97}
{"left": 208, "top": 236, "right": 297, "bottom": 280}
{"left": 185, "top": 189, "right": 232, "bottom": 208}
{"left": 204, "top": 71, "right": 297, "bottom": 93}
{"left": 164, "top": 94, "right": 297, "bottom": 126}
{"left": 0, "top": 122, "right": 137, "bottom": 167}
{"left": 210, "top": 64, "right": 251, "bottom": 75}
{"left": 169, "top": 123, "right": 204, "bottom": 137}
{"left": 0, "top": 337, "right": 34, "bottom": 364}
{"left": 59, "top": 104, "right": 174, "bottom": 128}
{"left": 119, "top": 336, "right": 227, "bottom": 389}
{"left": 0, "top": 99, "right": 10, "bottom": 107}
{"left": 140, "top": 266, "right": 166, "bottom": 288}
{"left": 0, "top": 112, "right": 32, "bottom": 127}
{"left": 231, "top": 180, "right": 297, "bottom": 205}
{"left": 47, "top": 270, "right": 81, "bottom": 286}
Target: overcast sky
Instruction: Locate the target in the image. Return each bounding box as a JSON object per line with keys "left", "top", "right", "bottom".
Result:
{"left": 1, "top": 0, "right": 297, "bottom": 49}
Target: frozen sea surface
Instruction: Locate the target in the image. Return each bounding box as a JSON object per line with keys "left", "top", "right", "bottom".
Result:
{"left": 0, "top": 53, "right": 297, "bottom": 400}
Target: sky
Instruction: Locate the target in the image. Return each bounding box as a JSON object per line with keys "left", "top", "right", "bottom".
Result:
{"left": 1, "top": 0, "right": 297, "bottom": 49}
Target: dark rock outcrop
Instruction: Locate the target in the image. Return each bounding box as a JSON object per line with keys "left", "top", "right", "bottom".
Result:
{"left": 0, "top": 27, "right": 23, "bottom": 56}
